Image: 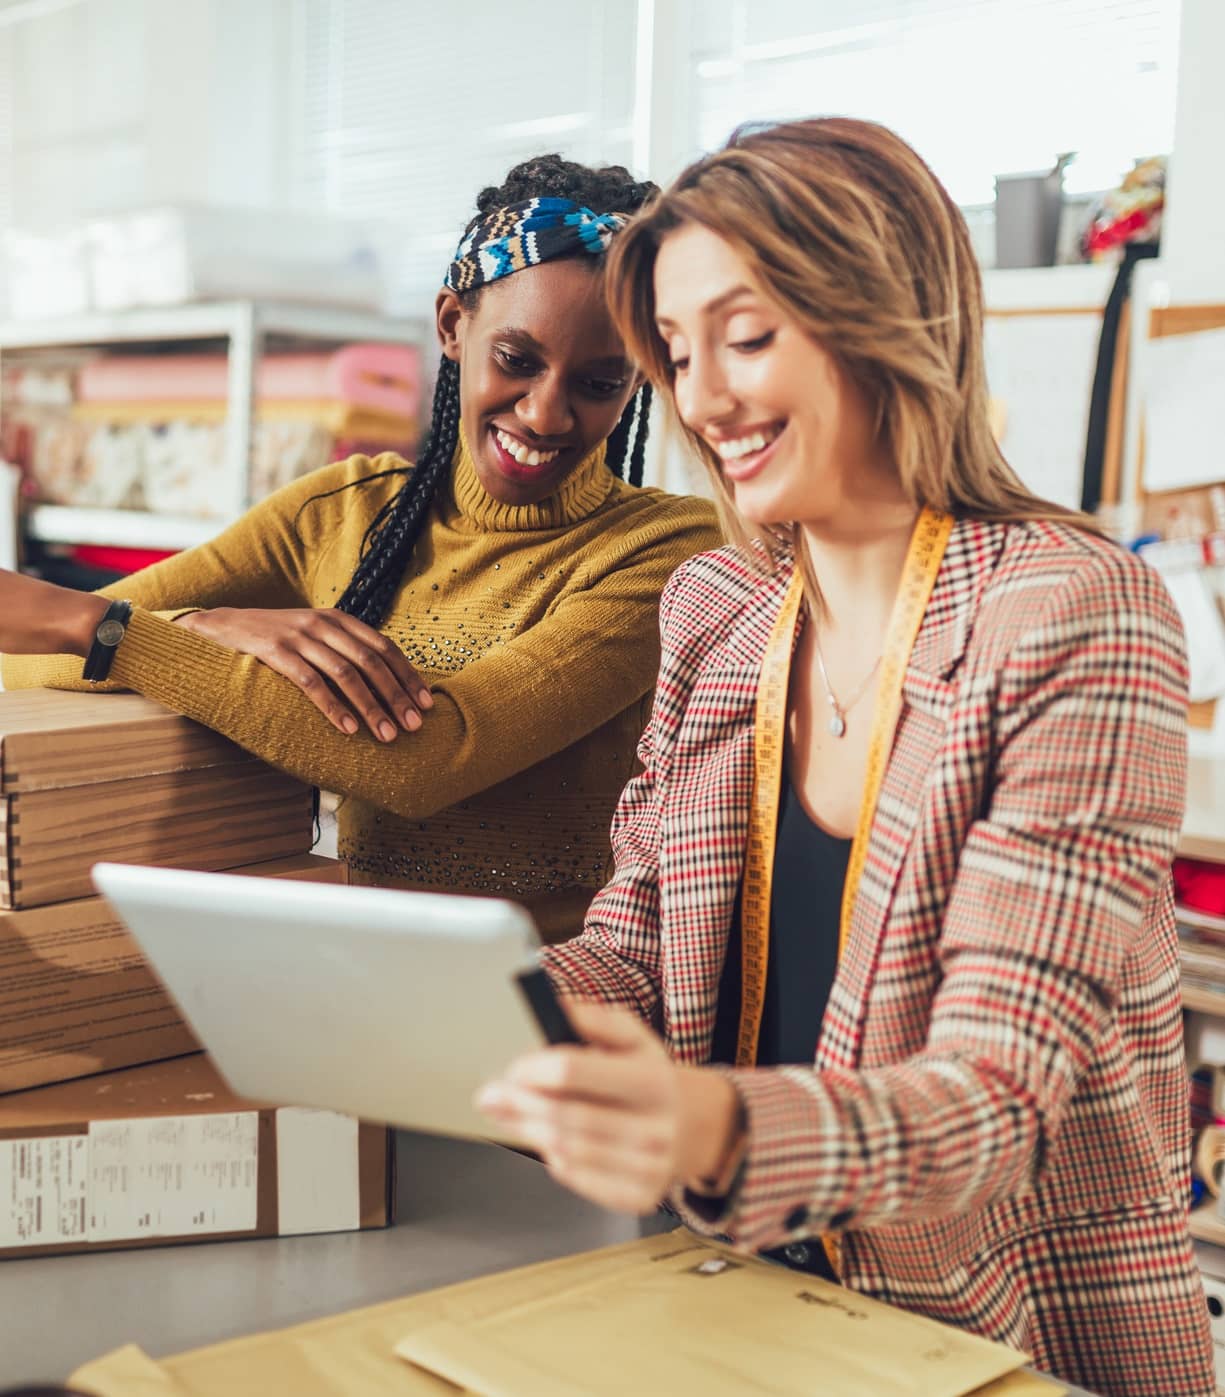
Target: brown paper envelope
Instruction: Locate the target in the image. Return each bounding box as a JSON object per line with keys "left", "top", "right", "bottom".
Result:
{"left": 970, "top": 1374, "right": 1067, "bottom": 1396}
{"left": 393, "top": 1232, "right": 1025, "bottom": 1397}
{"left": 71, "top": 1279, "right": 482, "bottom": 1396}
{"left": 73, "top": 1310, "right": 464, "bottom": 1397}
{"left": 73, "top": 1343, "right": 194, "bottom": 1396}
{"left": 74, "top": 1233, "right": 1028, "bottom": 1397}
{"left": 74, "top": 1342, "right": 1063, "bottom": 1397}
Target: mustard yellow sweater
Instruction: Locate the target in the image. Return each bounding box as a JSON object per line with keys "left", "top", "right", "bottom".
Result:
{"left": 3, "top": 436, "right": 719, "bottom": 940}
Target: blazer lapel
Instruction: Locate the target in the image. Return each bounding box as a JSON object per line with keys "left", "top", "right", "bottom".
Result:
{"left": 658, "top": 558, "right": 798, "bottom": 1065}
{"left": 818, "top": 519, "right": 1003, "bottom": 1070}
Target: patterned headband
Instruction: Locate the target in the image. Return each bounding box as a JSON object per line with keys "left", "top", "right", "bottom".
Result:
{"left": 445, "top": 197, "right": 626, "bottom": 294}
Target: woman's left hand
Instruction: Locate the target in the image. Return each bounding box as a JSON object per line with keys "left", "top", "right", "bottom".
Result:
{"left": 476, "top": 1000, "right": 742, "bottom": 1215}
{"left": 0, "top": 570, "right": 107, "bottom": 657}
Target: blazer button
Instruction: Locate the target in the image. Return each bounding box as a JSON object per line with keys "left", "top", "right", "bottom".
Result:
{"left": 784, "top": 1205, "right": 809, "bottom": 1231}
{"left": 783, "top": 1242, "right": 811, "bottom": 1267}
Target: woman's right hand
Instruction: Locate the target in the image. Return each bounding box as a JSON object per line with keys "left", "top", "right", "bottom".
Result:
{"left": 174, "top": 607, "right": 433, "bottom": 741}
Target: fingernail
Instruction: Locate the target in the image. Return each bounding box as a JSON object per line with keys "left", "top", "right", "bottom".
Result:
{"left": 403, "top": 709, "right": 421, "bottom": 730}
{"left": 418, "top": 689, "right": 434, "bottom": 709}
{"left": 378, "top": 721, "right": 396, "bottom": 742}
{"left": 341, "top": 715, "right": 358, "bottom": 735}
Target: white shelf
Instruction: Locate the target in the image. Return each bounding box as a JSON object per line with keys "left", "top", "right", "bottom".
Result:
{"left": 1183, "top": 981, "right": 1225, "bottom": 1019}
{"left": 0, "top": 299, "right": 430, "bottom": 553}
{"left": 1190, "top": 1201, "right": 1225, "bottom": 1249}
{"left": 982, "top": 264, "right": 1116, "bottom": 314}
{"left": 0, "top": 300, "right": 425, "bottom": 350}
{"left": 24, "top": 505, "right": 226, "bottom": 552}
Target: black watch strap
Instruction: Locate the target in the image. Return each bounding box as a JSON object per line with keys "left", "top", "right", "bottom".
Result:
{"left": 82, "top": 599, "right": 134, "bottom": 682}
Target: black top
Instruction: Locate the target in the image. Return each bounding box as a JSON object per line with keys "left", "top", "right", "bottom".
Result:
{"left": 711, "top": 767, "right": 851, "bottom": 1067}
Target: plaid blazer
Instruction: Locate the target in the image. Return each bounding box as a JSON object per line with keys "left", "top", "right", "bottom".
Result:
{"left": 544, "top": 518, "right": 1214, "bottom": 1397}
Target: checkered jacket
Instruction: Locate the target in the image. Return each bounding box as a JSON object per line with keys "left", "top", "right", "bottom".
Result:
{"left": 544, "top": 518, "right": 1215, "bottom": 1397}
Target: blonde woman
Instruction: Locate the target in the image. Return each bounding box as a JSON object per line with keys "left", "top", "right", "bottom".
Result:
{"left": 479, "top": 120, "right": 1213, "bottom": 1395}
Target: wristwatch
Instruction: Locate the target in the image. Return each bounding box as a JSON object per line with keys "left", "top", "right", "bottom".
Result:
{"left": 82, "top": 599, "right": 134, "bottom": 682}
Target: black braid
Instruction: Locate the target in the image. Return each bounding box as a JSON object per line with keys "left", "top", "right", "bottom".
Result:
{"left": 605, "top": 382, "right": 653, "bottom": 487}
{"left": 604, "top": 393, "right": 636, "bottom": 479}
{"left": 628, "top": 383, "right": 652, "bottom": 488}
{"left": 334, "top": 356, "right": 460, "bottom": 626}
{"left": 326, "top": 155, "right": 658, "bottom": 631}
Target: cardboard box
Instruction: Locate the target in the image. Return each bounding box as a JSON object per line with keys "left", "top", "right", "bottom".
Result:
{"left": 0, "top": 1053, "right": 393, "bottom": 1259}
{"left": 0, "top": 853, "right": 348, "bottom": 1095}
{"left": 0, "top": 689, "right": 315, "bottom": 908}
{"left": 0, "top": 688, "right": 250, "bottom": 791}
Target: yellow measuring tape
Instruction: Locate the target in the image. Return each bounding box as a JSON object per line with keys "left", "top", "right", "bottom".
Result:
{"left": 735, "top": 508, "right": 953, "bottom": 1272}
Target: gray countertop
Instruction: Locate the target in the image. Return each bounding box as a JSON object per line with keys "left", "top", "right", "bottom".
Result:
{"left": 0, "top": 1130, "right": 660, "bottom": 1387}
{"left": 0, "top": 1130, "right": 1092, "bottom": 1394}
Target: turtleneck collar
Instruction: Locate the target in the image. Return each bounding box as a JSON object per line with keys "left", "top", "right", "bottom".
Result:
{"left": 445, "top": 426, "right": 614, "bottom": 531}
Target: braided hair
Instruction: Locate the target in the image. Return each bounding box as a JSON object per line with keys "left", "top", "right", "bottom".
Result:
{"left": 335, "top": 155, "right": 658, "bottom": 629}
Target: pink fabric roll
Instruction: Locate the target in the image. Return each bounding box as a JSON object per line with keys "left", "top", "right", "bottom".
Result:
{"left": 77, "top": 343, "right": 421, "bottom": 417}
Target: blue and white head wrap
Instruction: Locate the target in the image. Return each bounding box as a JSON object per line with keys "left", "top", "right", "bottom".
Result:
{"left": 445, "top": 197, "right": 626, "bottom": 294}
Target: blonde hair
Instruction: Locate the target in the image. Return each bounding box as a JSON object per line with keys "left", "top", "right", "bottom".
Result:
{"left": 607, "top": 118, "right": 1095, "bottom": 573}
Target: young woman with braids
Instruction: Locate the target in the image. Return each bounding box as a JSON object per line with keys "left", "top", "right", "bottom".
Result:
{"left": 0, "top": 155, "right": 719, "bottom": 940}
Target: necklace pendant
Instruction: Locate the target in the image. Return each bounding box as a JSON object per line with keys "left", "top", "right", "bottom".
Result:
{"left": 828, "top": 711, "right": 846, "bottom": 738}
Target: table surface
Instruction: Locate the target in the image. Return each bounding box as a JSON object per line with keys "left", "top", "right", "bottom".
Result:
{"left": 0, "top": 1129, "right": 1095, "bottom": 1395}
{"left": 0, "top": 1130, "right": 656, "bottom": 1386}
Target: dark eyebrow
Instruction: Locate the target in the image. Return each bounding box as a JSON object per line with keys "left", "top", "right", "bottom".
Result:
{"left": 492, "top": 327, "right": 630, "bottom": 373}
{"left": 655, "top": 283, "right": 760, "bottom": 332}
{"left": 492, "top": 327, "right": 547, "bottom": 354}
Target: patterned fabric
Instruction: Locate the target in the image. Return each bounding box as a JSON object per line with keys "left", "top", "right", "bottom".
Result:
{"left": 544, "top": 518, "right": 1215, "bottom": 1397}
{"left": 445, "top": 198, "right": 625, "bottom": 293}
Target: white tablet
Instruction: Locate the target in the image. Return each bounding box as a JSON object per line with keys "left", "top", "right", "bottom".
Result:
{"left": 91, "top": 862, "right": 554, "bottom": 1141}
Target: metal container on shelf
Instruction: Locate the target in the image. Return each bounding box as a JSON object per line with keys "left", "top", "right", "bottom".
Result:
{"left": 994, "top": 153, "right": 1074, "bottom": 268}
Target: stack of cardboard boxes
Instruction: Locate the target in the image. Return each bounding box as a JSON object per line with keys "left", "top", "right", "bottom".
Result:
{"left": 0, "top": 689, "right": 393, "bottom": 1259}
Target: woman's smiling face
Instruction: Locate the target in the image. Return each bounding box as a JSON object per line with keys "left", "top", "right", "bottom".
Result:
{"left": 652, "top": 222, "right": 889, "bottom": 530}
{"left": 436, "top": 259, "right": 639, "bottom": 506}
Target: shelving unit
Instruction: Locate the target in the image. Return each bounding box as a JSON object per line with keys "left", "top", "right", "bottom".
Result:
{"left": 981, "top": 263, "right": 1116, "bottom": 313}
{"left": 1190, "top": 1201, "right": 1225, "bottom": 1248}
{"left": 1184, "top": 982, "right": 1225, "bottom": 1019}
{"left": 0, "top": 300, "right": 429, "bottom": 554}
{"left": 1184, "top": 756, "right": 1225, "bottom": 865}
{"left": 22, "top": 505, "right": 218, "bottom": 552}
{"left": 1180, "top": 755, "right": 1225, "bottom": 1308}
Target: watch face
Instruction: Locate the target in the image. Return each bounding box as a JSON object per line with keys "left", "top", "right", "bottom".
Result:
{"left": 96, "top": 619, "right": 127, "bottom": 647}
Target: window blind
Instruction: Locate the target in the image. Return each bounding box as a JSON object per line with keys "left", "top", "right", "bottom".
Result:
{"left": 287, "top": 0, "right": 639, "bottom": 308}
{"left": 688, "top": 0, "right": 1181, "bottom": 205}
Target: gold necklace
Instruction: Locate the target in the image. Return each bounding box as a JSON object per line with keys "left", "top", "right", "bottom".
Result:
{"left": 810, "top": 628, "right": 881, "bottom": 738}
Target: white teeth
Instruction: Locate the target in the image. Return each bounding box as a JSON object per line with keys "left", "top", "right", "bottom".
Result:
{"left": 496, "top": 429, "right": 559, "bottom": 466}
{"left": 714, "top": 427, "right": 781, "bottom": 461}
